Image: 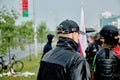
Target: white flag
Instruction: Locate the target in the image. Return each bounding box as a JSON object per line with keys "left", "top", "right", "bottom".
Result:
{"left": 79, "top": 6, "right": 88, "bottom": 57}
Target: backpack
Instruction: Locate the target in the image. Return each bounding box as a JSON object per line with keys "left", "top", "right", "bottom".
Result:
{"left": 93, "top": 48, "right": 120, "bottom": 80}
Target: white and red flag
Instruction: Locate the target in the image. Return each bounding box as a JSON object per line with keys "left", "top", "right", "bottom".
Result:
{"left": 79, "top": 6, "right": 88, "bottom": 57}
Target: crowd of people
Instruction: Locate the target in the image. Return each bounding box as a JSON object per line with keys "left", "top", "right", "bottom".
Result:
{"left": 86, "top": 25, "right": 120, "bottom": 80}
{"left": 37, "top": 19, "right": 120, "bottom": 80}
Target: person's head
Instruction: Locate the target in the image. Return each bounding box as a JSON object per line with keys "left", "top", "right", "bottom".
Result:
{"left": 87, "top": 34, "right": 95, "bottom": 44}
{"left": 94, "top": 32, "right": 104, "bottom": 45}
{"left": 99, "top": 25, "right": 119, "bottom": 46}
{"left": 57, "top": 19, "right": 81, "bottom": 43}
{"left": 47, "top": 34, "right": 54, "bottom": 42}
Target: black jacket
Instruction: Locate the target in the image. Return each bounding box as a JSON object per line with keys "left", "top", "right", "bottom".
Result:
{"left": 94, "top": 48, "right": 120, "bottom": 80}
{"left": 43, "top": 42, "right": 52, "bottom": 54}
{"left": 37, "top": 37, "right": 91, "bottom": 80}
{"left": 42, "top": 34, "right": 54, "bottom": 57}
{"left": 85, "top": 42, "right": 101, "bottom": 64}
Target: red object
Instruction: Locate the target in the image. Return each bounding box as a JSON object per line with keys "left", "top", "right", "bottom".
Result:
{"left": 22, "top": 0, "right": 28, "bottom": 10}
{"left": 113, "top": 45, "right": 120, "bottom": 57}
{"left": 79, "top": 44, "right": 84, "bottom": 56}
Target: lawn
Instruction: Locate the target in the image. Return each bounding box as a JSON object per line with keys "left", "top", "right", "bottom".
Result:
{"left": 0, "top": 51, "right": 43, "bottom": 80}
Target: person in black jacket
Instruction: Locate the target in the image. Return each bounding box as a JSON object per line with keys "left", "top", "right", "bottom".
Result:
{"left": 86, "top": 32, "right": 104, "bottom": 65}
{"left": 42, "top": 34, "right": 54, "bottom": 57}
{"left": 94, "top": 25, "right": 120, "bottom": 80}
{"left": 85, "top": 33, "right": 102, "bottom": 65}
{"left": 85, "top": 33, "right": 103, "bottom": 80}
{"left": 37, "top": 19, "right": 91, "bottom": 80}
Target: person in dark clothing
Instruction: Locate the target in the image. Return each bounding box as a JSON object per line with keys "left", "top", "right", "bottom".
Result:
{"left": 85, "top": 33, "right": 103, "bottom": 65}
{"left": 85, "top": 33, "right": 103, "bottom": 80}
{"left": 93, "top": 25, "right": 120, "bottom": 80}
{"left": 37, "top": 19, "right": 91, "bottom": 80}
{"left": 42, "top": 34, "right": 54, "bottom": 57}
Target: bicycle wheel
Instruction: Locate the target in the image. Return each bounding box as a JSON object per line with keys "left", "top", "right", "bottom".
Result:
{"left": 0, "top": 63, "right": 3, "bottom": 72}
{"left": 12, "top": 60, "right": 24, "bottom": 72}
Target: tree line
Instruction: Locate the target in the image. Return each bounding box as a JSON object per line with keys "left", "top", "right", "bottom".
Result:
{"left": 0, "top": 7, "right": 56, "bottom": 55}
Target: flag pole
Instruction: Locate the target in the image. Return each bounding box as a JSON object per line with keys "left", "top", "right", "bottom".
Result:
{"left": 33, "top": 0, "right": 38, "bottom": 57}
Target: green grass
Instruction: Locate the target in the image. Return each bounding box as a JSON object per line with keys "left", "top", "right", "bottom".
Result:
{"left": 0, "top": 51, "right": 43, "bottom": 80}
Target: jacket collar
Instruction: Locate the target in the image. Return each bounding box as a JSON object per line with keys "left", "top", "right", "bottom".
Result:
{"left": 56, "top": 37, "right": 78, "bottom": 51}
{"left": 102, "top": 44, "right": 112, "bottom": 50}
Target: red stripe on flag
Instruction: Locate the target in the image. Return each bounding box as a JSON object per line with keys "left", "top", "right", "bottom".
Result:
{"left": 80, "top": 43, "right": 83, "bottom": 56}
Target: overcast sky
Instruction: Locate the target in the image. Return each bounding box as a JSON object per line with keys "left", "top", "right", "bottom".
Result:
{"left": 0, "top": 0, "right": 120, "bottom": 31}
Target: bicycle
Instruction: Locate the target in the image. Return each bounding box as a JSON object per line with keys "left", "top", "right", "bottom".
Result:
{"left": 0, "top": 54, "right": 24, "bottom": 72}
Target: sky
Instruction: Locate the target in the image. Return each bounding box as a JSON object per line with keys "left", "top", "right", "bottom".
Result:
{"left": 0, "top": 0, "right": 120, "bottom": 31}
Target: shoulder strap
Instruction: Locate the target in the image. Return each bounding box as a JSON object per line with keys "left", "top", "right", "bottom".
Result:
{"left": 92, "top": 55, "right": 97, "bottom": 72}
{"left": 105, "top": 48, "right": 109, "bottom": 59}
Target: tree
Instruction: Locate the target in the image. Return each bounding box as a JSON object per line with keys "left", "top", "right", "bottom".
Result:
{"left": 0, "top": 7, "right": 19, "bottom": 62}
{"left": 18, "top": 20, "right": 34, "bottom": 44}
{"left": 18, "top": 20, "right": 34, "bottom": 61}
{"left": 0, "top": 7, "right": 18, "bottom": 53}
{"left": 37, "top": 22, "right": 50, "bottom": 50}
{"left": 0, "top": 7, "right": 35, "bottom": 62}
